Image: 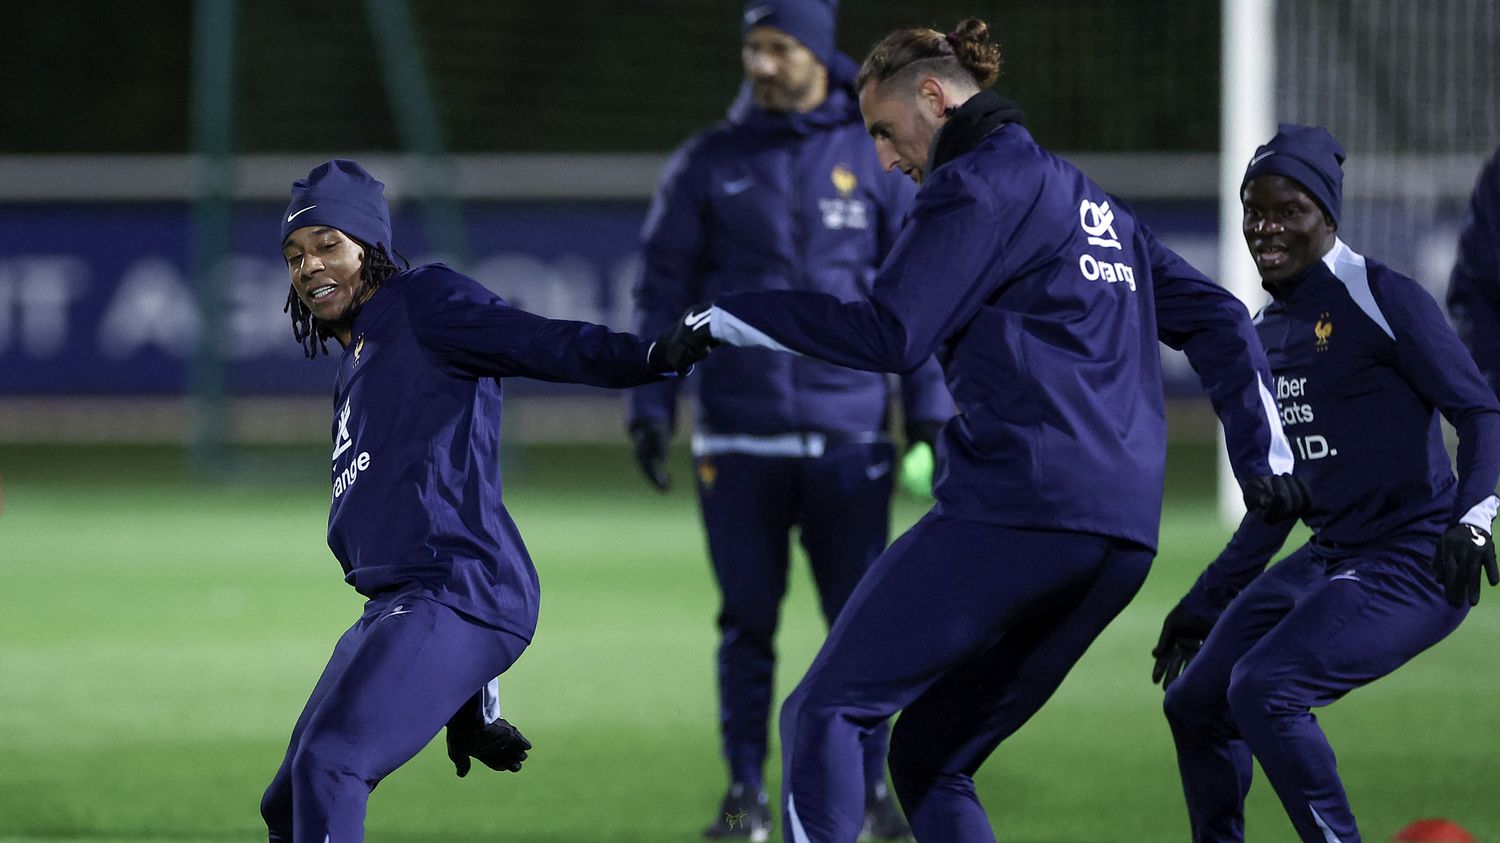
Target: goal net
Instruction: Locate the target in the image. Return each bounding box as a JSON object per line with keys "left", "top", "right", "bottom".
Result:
{"left": 1276, "top": 0, "right": 1500, "bottom": 290}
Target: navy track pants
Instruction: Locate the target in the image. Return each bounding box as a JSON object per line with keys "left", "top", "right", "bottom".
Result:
{"left": 1164, "top": 539, "right": 1466, "bottom": 843}
{"left": 778, "top": 511, "right": 1154, "bottom": 842}
{"left": 261, "top": 593, "right": 526, "bottom": 842}
{"left": 696, "top": 441, "right": 895, "bottom": 792}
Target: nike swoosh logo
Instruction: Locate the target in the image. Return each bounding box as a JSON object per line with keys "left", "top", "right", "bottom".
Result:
{"left": 373, "top": 605, "right": 412, "bottom": 626}
{"left": 865, "top": 462, "right": 892, "bottom": 480}
{"left": 286, "top": 204, "right": 318, "bottom": 222}
{"left": 1249, "top": 151, "right": 1275, "bottom": 167}
{"left": 1469, "top": 525, "right": 1486, "bottom": 547}
{"left": 723, "top": 177, "right": 754, "bottom": 196}
{"left": 1329, "top": 571, "right": 1360, "bottom": 582}
{"left": 683, "top": 307, "right": 713, "bottom": 330}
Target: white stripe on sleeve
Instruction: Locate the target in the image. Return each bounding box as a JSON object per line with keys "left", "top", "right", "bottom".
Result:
{"left": 1257, "top": 375, "right": 1297, "bottom": 474}
{"left": 1460, "top": 494, "right": 1500, "bottom": 532}
{"left": 786, "top": 794, "right": 814, "bottom": 843}
{"left": 481, "top": 676, "right": 501, "bottom": 723}
{"left": 712, "top": 306, "right": 805, "bottom": 356}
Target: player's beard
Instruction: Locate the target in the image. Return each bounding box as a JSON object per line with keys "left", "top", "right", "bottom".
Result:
{"left": 751, "top": 77, "right": 816, "bottom": 112}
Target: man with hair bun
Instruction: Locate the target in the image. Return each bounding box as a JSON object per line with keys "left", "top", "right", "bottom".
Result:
{"left": 630, "top": 1, "right": 951, "bottom": 838}
{"left": 1156, "top": 125, "right": 1500, "bottom": 843}
{"left": 654, "top": 17, "right": 1307, "bottom": 842}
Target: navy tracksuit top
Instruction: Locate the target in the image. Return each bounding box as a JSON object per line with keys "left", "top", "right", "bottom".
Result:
{"left": 325, "top": 264, "right": 663, "bottom": 641}
{"left": 710, "top": 92, "right": 1291, "bottom": 550}
{"left": 629, "top": 54, "right": 952, "bottom": 436}
{"left": 1190, "top": 241, "right": 1500, "bottom": 607}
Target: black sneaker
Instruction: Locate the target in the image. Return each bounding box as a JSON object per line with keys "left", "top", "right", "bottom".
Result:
{"left": 861, "top": 782, "right": 911, "bottom": 840}
{"left": 702, "top": 783, "right": 772, "bottom": 841}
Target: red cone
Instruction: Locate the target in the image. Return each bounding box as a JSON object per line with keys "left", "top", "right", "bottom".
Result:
{"left": 1393, "top": 818, "right": 1476, "bottom": 843}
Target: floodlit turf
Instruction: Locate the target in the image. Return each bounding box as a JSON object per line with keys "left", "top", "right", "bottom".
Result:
{"left": 1, "top": 442, "right": 1496, "bottom": 842}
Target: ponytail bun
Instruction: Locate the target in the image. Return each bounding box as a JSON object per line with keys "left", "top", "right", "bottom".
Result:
{"left": 947, "top": 18, "right": 1002, "bottom": 88}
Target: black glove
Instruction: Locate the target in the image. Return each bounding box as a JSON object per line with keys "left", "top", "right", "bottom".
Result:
{"left": 647, "top": 304, "right": 717, "bottom": 376}
{"left": 629, "top": 420, "right": 672, "bottom": 493}
{"left": 1431, "top": 522, "right": 1500, "bottom": 608}
{"left": 905, "top": 420, "right": 944, "bottom": 450}
{"left": 1242, "top": 474, "right": 1313, "bottom": 523}
{"left": 1151, "top": 600, "right": 1216, "bottom": 689}
{"left": 446, "top": 716, "right": 532, "bottom": 777}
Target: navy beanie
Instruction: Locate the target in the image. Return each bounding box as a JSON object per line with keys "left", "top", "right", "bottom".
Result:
{"left": 741, "top": 0, "right": 838, "bottom": 66}
{"left": 280, "top": 159, "right": 393, "bottom": 255}
{"left": 1242, "top": 123, "right": 1347, "bottom": 225}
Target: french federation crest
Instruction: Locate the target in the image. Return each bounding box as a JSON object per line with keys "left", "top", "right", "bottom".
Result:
{"left": 1314, "top": 314, "right": 1332, "bottom": 351}
{"left": 831, "top": 164, "right": 857, "bottom": 198}
{"left": 697, "top": 458, "right": 718, "bottom": 491}
{"left": 820, "top": 165, "right": 868, "bottom": 230}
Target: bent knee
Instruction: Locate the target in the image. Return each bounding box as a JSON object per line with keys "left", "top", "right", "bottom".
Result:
{"left": 260, "top": 775, "right": 292, "bottom": 835}
{"left": 1162, "top": 669, "right": 1226, "bottom": 728}
{"left": 885, "top": 728, "right": 931, "bottom": 784}
{"left": 782, "top": 683, "right": 878, "bottom": 740}
{"left": 289, "top": 736, "right": 366, "bottom": 791}
{"left": 1225, "top": 662, "right": 1285, "bottom": 723}
{"left": 780, "top": 684, "right": 840, "bottom": 734}
{"left": 887, "top": 731, "right": 972, "bottom": 805}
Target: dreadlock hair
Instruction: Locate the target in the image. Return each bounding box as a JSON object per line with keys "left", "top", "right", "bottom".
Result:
{"left": 855, "top": 18, "right": 1003, "bottom": 94}
{"left": 284, "top": 241, "right": 408, "bottom": 359}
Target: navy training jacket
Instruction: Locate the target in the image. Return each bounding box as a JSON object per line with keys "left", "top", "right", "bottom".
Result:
{"left": 1187, "top": 242, "right": 1500, "bottom": 609}
{"left": 708, "top": 91, "right": 1292, "bottom": 550}
{"left": 325, "top": 264, "right": 664, "bottom": 642}
{"left": 629, "top": 55, "right": 953, "bottom": 438}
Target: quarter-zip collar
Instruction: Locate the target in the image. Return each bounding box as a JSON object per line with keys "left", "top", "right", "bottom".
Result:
{"left": 926, "top": 90, "right": 1026, "bottom": 177}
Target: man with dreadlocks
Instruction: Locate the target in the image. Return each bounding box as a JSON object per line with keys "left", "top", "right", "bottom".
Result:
{"left": 260, "top": 159, "right": 707, "bottom": 842}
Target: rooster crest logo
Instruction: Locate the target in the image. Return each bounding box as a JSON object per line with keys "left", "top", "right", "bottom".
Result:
{"left": 1314, "top": 314, "right": 1333, "bottom": 350}
{"left": 697, "top": 458, "right": 718, "bottom": 491}
{"left": 831, "top": 164, "right": 857, "bottom": 198}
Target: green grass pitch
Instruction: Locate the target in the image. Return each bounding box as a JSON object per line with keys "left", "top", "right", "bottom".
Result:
{"left": 1, "top": 442, "right": 1496, "bottom": 842}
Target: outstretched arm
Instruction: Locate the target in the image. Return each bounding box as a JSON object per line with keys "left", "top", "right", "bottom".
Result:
{"left": 407, "top": 267, "right": 668, "bottom": 388}
{"left": 709, "top": 168, "right": 1006, "bottom": 373}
